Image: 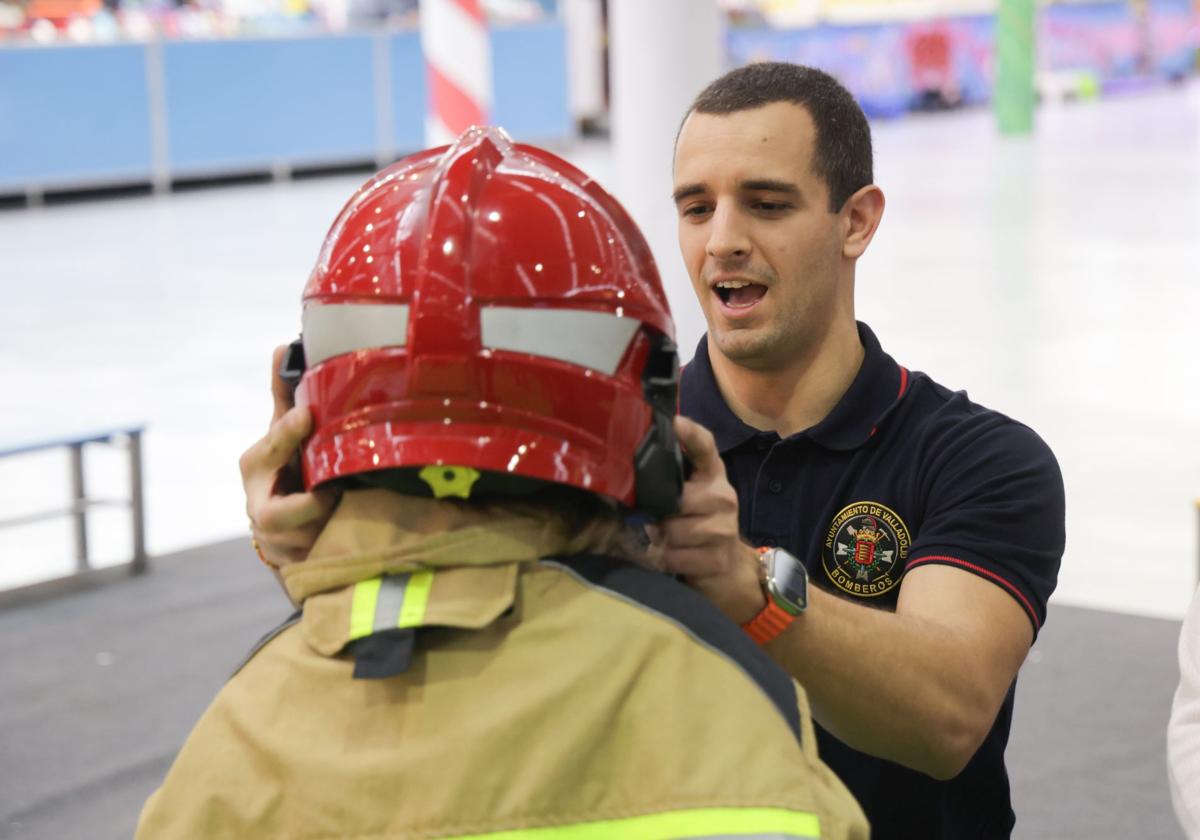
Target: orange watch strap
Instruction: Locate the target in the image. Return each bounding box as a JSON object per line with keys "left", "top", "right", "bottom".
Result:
{"left": 741, "top": 596, "right": 796, "bottom": 645}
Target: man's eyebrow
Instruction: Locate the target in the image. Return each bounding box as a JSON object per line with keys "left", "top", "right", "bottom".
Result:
{"left": 672, "top": 183, "right": 706, "bottom": 203}
{"left": 741, "top": 179, "right": 800, "bottom": 195}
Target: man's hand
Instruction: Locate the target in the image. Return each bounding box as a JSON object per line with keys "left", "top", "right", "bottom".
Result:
{"left": 661, "top": 416, "right": 765, "bottom": 623}
{"left": 239, "top": 345, "right": 337, "bottom": 568}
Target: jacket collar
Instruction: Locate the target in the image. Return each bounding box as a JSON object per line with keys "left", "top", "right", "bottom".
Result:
{"left": 282, "top": 490, "right": 586, "bottom": 603}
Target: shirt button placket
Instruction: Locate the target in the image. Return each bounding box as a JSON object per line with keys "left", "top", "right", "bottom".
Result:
{"left": 752, "top": 444, "right": 787, "bottom": 551}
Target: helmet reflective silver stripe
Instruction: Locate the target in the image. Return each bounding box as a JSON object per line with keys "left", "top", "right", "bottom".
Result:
{"left": 303, "top": 303, "right": 410, "bottom": 367}
{"left": 303, "top": 302, "right": 639, "bottom": 376}
{"left": 480, "top": 306, "right": 640, "bottom": 375}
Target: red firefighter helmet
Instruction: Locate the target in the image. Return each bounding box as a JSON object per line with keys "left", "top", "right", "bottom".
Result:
{"left": 283, "top": 127, "right": 683, "bottom": 518}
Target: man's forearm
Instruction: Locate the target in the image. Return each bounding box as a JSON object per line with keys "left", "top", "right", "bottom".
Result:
{"left": 665, "top": 419, "right": 1031, "bottom": 779}
{"left": 685, "top": 546, "right": 1002, "bottom": 778}
{"left": 763, "top": 583, "right": 1017, "bottom": 780}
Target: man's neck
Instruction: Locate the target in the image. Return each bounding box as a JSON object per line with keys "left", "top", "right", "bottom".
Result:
{"left": 708, "top": 321, "right": 865, "bottom": 439}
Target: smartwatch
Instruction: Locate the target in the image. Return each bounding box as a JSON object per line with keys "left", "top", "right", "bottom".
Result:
{"left": 741, "top": 546, "right": 808, "bottom": 645}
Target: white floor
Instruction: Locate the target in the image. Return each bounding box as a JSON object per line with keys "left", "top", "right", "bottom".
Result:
{"left": 2, "top": 81, "right": 1198, "bottom": 620}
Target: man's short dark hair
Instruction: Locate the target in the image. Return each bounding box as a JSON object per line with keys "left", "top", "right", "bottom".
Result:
{"left": 683, "top": 62, "right": 873, "bottom": 212}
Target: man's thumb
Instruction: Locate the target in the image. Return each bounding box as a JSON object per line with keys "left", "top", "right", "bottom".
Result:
{"left": 674, "top": 415, "right": 722, "bottom": 479}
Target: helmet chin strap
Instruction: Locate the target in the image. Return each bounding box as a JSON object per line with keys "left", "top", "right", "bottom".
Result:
{"left": 633, "top": 333, "right": 686, "bottom": 521}
{"left": 279, "top": 338, "right": 305, "bottom": 394}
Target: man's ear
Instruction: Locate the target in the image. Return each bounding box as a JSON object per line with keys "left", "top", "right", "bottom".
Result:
{"left": 842, "top": 185, "right": 885, "bottom": 260}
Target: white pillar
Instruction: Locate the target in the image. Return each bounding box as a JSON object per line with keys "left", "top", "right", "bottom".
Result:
{"left": 562, "top": 0, "right": 606, "bottom": 126}
{"left": 609, "top": 0, "right": 722, "bottom": 360}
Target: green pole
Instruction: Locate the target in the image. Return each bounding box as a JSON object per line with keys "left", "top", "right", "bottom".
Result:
{"left": 995, "top": 0, "right": 1036, "bottom": 134}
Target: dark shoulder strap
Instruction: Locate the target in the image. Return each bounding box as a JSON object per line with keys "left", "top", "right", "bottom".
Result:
{"left": 230, "top": 610, "right": 302, "bottom": 679}
{"left": 541, "top": 556, "right": 803, "bottom": 746}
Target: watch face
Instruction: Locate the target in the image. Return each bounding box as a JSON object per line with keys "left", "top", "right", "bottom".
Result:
{"left": 768, "top": 548, "right": 807, "bottom": 614}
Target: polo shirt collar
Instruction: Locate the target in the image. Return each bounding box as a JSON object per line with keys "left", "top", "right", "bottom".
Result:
{"left": 680, "top": 334, "right": 758, "bottom": 453}
{"left": 680, "top": 322, "right": 906, "bottom": 453}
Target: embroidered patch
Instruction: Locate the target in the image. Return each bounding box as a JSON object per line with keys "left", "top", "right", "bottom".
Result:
{"left": 822, "top": 501, "right": 911, "bottom": 597}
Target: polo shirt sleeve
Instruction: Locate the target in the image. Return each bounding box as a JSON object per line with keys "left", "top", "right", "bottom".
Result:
{"left": 904, "top": 416, "right": 1065, "bottom": 637}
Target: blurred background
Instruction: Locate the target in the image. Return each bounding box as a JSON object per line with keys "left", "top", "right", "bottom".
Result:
{"left": 2, "top": 1, "right": 1199, "bottom": 838}
{"left": 3, "top": 0, "right": 1197, "bottom": 617}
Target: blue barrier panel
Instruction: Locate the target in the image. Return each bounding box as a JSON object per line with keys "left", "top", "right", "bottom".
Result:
{"left": 1042, "top": 1, "right": 1140, "bottom": 78}
{"left": 1, "top": 25, "right": 572, "bottom": 191}
{"left": 163, "top": 35, "right": 378, "bottom": 172}
{"left": 1150, "top": 0, "right": 1199, "bottom": 77}
{"left": 728, "top": 23, "right": 919, "bottom": 118}
{"left": 727, "top": 18, "right": 996, "bottom": 119}
{"left": 388, "top": 30, "right": 428, "bottom": 156}
{"left": 491, "top": 22, "right": 571, "bottom": 141}
{"left": 0, "top": 44, "right": 153, "bottom": 190}
{"left": 388, "top": 21, "right": 571, "bottom": 155}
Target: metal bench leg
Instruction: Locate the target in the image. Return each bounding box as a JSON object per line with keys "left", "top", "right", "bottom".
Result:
{"left": 130, "top": 431, "right": 147, "bottom": 574}
{"left": 69, "top": 443, "right": 89, "bottom": 574}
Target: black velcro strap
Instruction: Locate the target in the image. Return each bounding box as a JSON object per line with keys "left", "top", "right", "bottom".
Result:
{"left": 231, "top": 610, "right": 302, "bottom": 679}
{"left": 351, "top": 628, "right": 416, "bottom": 680}
{"left": 543, "top": 555, "right": 803, "bottom": 746}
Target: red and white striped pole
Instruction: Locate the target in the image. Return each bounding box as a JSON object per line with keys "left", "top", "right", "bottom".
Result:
{"left": 420, "top": 0, "right": 493, "bottom": 147}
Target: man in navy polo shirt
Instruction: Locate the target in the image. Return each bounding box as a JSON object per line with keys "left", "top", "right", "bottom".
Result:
{"left": 661, "top": 63, "right": 1064, "bottom": 838}
{"left": 242, "top": 62, "right": 1065, "bottom": 839}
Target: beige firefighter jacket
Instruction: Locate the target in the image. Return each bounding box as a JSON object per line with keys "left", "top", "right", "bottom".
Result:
{"left": 137, "top": 490, "right": 868, "bottom": 840}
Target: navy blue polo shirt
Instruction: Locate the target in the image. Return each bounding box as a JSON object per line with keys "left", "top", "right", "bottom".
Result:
{"left": 680, "top": 322, "right": 1065, "bottom": 840}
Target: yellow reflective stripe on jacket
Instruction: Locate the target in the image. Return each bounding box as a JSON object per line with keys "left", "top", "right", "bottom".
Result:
{"left": 398, "top": 569, "right": 433, "bottom": 628}
{"left": 348, "top": 571, "right": 434, "bottom": 641}
{"left": 349, "top": 577, "right": 383, "bottom": 641}
{"left": 446, "top": 807, "right": 820, "bottom": 840}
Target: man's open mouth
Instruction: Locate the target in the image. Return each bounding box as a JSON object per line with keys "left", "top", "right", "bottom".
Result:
{"left": 714, "top": 279, "right": 767, "bottom": 308}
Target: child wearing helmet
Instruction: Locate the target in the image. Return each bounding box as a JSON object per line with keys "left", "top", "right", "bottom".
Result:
{"left": 136, "top": 128, "right": 867, "bottom": 840}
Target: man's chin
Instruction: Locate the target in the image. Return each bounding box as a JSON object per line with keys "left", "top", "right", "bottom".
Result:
{"left": 709, "top": 329, "right": 775, "bottom": 369}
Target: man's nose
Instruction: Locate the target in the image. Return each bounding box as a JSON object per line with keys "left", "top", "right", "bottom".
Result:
{"left": 705, "top": 204, "right": 751, "bottom": 261}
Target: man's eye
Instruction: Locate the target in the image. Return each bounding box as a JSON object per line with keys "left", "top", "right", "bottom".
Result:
{"left": 755, "top": 201, "right": 790, "bottom": 213}
{"left": 682, "top": 204, "right": 711, "bottom": 217}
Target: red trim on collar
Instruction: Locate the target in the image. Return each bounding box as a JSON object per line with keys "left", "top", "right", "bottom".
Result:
{"left": 869, "top": 365, "right": 910, "bottom": 438}
{"left": 906, "top": 555, "right": 1040, "bottom": 629}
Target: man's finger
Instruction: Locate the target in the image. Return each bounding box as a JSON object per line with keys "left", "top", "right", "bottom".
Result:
{"left": 674, "top": 416, "right": 724, "bottom": 481}
{"left": 240, "top": 406, "right": 313, "bottom": 478}
{"left": 661, "top": 546, "right": 726, "bottom": 579}
{"left": 678, "top": 475, "right": 738, "bottom": 517}
{"left": 255, "top": 521, "right": 327, "bottom": 553}
{"left": 254, "top": 489, "right": 338, "bottom": 534}
{"left": 642, "top": 523, "right": 665, "bottom": 552}
{"left": 659, "top": 514, "right": 728, "bottom": 552}
{"left": 254, "top": 544, "right": 311, "bottom": 570}
{"left": 270, "top": 344, "right": 295, "bottom": 425}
